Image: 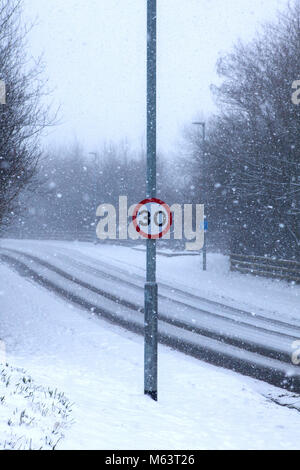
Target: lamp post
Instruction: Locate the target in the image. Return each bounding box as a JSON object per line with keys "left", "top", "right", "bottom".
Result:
{"left": 144, "top": 0, "right": 158, "bottom": 402}
{"left": 192, "top": 121, "right": 207, "bottom": 271}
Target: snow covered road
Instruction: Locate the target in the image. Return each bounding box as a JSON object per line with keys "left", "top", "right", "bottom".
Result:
{"left": 1, "top": 239, "right": 300, "bottom": 394}
{"left": 2, "top": 255, "right": 300, "bottom": 449}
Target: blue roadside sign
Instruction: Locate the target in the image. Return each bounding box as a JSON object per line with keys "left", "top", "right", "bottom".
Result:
{"left": 200, "top": 220, "right": 208, "bottom": 232}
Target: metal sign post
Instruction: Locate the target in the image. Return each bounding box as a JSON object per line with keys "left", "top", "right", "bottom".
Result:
{"left": 144, "top": 0, "right": 158, "bottom": 401}
{"left": 203, "top": 215, "right": 207, "bottom": 271}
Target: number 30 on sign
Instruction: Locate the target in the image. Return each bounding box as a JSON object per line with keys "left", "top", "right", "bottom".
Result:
{"left": 132, "top": 198, "right": 172, "bottom": 239}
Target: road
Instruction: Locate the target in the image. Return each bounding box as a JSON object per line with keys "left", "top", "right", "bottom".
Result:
{"left": 1, "top": 239, "right": 300, "bottom": 393}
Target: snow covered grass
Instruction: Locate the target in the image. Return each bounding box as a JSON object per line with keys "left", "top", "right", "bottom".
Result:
{"left": 1, "top": 257, "right": 300, "bottom": 449}
{"left": 0, "top": 363, "right": 72, "bottom": 450}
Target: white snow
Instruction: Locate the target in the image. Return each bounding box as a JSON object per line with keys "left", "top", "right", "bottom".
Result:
{"left": 1, "top": 250, "right": 300, "bottom": 450}
{"left": 0, "top": 364, "right": 72, "bottom": 450}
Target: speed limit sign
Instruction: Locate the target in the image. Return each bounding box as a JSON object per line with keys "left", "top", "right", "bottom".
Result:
{"left": 132, "top": 198, "right": 172, "bottom": 239}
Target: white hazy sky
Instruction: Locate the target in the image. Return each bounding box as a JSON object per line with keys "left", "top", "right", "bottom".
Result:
{"left": 24, "top": 0, "right": 288, "bottom": 153}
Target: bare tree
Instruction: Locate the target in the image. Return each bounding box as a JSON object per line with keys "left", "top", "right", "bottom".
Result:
{"left": 0, "top": 0, "right": 53, "bottom": 229}
{"left": 187, "top": 0, "right": 300, "bottom": 259}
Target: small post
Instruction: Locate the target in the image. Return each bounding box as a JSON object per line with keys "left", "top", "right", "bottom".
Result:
{"left": 144, "top": 0, "right": 158, "bottom": 402}
{"left": 89, "top": 151, "right": 100, "bottom": 244}
{"left": 203, "top": 215, "right": 207, "bottom": 271}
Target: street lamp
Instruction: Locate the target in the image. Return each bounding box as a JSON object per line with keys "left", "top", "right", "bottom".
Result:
{"left": 192, "top": 121, "right": 205, "bottom": 142}
{"left": 193, "top": 121, "right": 207, "bottom": 271}
{"left": 89, "top": 151, "right": 100, "bottom": 244}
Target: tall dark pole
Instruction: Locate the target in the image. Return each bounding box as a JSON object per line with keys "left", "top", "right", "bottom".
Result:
{"left": 193, "top": 121, "right": 206, "bottom": 271}
{"left": 89, "top": 152, "right": 99, "bottom": 244}
{"left": 144, "top": 0, "right": 158, "bottom": 401}
{"left": 201, "top": 124, "right": 207, "bottom": 271}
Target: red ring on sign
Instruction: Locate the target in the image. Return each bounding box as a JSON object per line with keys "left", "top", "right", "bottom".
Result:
{"left": 132, "top": 198, "right": 173, "bottom": 239}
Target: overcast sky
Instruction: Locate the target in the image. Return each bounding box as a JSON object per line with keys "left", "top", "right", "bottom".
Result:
{"left": 24, "top": 0, "right": 288, "bottom": 153}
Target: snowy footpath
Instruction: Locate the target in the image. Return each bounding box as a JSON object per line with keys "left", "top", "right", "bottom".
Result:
{"left": 1, "top": 246, "right": 300, "bottom": 449}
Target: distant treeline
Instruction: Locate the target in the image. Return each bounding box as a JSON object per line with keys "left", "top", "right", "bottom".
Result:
{"left": 8, "top": 141, "right": 185, "bottom": 246}
{"left": 188, "top": 1, "right": 300, "bottom": 260}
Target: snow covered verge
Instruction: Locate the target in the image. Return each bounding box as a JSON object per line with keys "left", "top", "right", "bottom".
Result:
{"left": 1, "top": 256, "right": 300, "bottom": 449}
{"left": 0, "top": 364, "right": 72, "bottom": 450}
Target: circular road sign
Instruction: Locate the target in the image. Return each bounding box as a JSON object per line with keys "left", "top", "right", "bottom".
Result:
{"left": 132, "top": 198, "right": 172, "bottom": 239}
